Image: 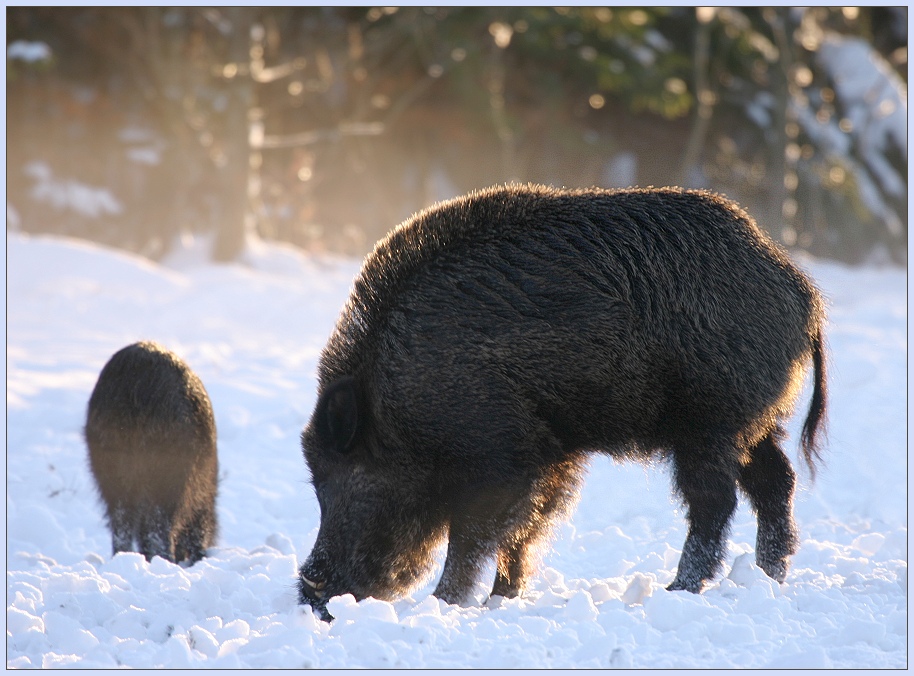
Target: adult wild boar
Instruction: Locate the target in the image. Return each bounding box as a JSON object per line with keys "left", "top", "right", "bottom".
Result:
{"left": 85, "top": 341, "right": 218, "bottom": 564}
{"left": 298, "top": 184, "right": 826, "bottom": 619}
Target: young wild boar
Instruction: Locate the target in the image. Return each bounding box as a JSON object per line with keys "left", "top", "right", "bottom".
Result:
{"left": 85, "top": 341, "right": 218, "bottom": 564}
{"left": 298, "top": 184, "right": 826, "bottom": 620}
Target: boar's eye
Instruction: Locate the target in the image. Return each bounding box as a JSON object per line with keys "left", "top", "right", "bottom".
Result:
{"left": 318, "top": 375, "right": 360, "bottom": 453}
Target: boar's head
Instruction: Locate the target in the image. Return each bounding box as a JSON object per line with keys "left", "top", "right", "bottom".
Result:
{"left": 298, "top": 375, "right": 447, "bottom": 620}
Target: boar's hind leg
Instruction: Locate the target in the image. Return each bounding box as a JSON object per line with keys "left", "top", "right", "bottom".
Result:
{"left": 491, "top": 459, "right": 585, "bottom": 599}
{"left": 667, "top": 441, "right": 740, "bottom": 593}
{"left": 736, "top": 428, "right": 799, "bottom": 583}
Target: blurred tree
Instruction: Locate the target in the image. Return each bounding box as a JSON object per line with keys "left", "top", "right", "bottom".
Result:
{"left": 6, "top": 6, "right": 907, "bottom": 263}
{"left": 678, "top": 7, "right": 907, "bottom": 262}
{"left": 118, "top": 7, "right": 260, "bottom": 261}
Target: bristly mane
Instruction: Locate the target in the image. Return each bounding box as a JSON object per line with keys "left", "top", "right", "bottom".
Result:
{"left": 319, "top": 183, "right": 554, "bottom": 381}
{"left": 316, "top": 183, "right": 760, "bottom": 384}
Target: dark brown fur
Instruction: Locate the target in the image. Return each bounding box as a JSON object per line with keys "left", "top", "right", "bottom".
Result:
{"left": 298, "top": 184, "right": 826, "bottom": 619}
{"left": 85, "top": 341, "right": 218, "bottom": 564}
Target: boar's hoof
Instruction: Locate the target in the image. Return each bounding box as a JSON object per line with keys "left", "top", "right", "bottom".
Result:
{"left": 665, "top": 578, "right": 703, "bottom": 594}
{"left": 757, "top": 556, "right": 790, "bottom": 584}
{"left": 490, "top": 581, "right": 521, "bottom": 600}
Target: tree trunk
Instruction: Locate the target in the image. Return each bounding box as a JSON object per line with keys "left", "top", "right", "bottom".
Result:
{"left": 767, "top": 8, "right": 796, "bottom": 245}
{"left": 678, "top": 10, "right": 714, "bottom": 187}
{"left": 212, "top": 8, "right": 253, "bottom": 262}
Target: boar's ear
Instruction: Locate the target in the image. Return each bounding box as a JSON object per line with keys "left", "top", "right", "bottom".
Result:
{"left": 319, "top": 376, "right": 360, "bottom": 453}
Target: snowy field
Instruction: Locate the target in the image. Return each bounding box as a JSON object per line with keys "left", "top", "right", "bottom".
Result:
{"left": 6, "top": 230, "right": 907, "bottom": 668}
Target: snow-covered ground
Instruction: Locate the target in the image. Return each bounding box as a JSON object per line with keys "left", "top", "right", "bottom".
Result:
{"left": 6, "top": 231, "right": 907, "bottom": 668}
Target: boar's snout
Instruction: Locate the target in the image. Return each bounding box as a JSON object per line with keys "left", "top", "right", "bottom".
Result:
{"left": 297, "top": 560, "right": 335, "bottom": 621}
{"left": 299, "top": 375, "right": 449, "bottom": 620}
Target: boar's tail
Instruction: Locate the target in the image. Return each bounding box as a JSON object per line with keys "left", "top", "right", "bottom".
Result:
{"left": 800, "top": 326, "right": 827, "bottom": 480}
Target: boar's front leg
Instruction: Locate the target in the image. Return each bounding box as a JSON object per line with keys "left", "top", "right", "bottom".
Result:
{"left": 434, "top": 456, "right": 585, "bottom": 605}
{"left": 491, "top": 457, "right": 585, "bottom": 599}
{"left": 491, "top": 546, "right": 528, "bottom": 599}
{"left": 433, "top": 483, "right": 532, "bottom": 606}
{"left": 433, "top": 519, "right": 495, "bottom": 606}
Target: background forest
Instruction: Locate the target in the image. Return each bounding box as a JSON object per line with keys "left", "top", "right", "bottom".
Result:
{"left": 6, "top": 6, "right": 908, "bottom": 264}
